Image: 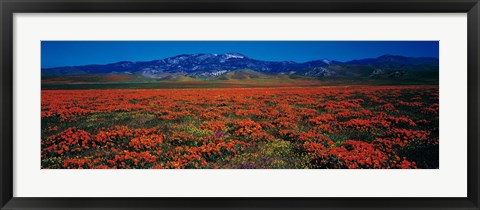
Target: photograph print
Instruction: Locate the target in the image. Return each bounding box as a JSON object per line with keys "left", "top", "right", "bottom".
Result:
{"left": 41, "top": 41, "right": 439, "bottom": 169}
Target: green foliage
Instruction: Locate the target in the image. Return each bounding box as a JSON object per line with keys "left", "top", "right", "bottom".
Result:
{"left": 222, "top": 139, "right": 309, "bottom": 169}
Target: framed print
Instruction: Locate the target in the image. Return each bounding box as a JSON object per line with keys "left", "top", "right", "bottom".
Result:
{"left": 1, "top": 0, "right": 479, "bottom": 209}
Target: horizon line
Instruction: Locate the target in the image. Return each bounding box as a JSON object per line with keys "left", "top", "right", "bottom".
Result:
{"left": 42, "top": 53, "right": 439, "bottom": 69}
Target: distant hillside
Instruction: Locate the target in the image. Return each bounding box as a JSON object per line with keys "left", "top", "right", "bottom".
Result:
{"left": 158, "top": 74, "right": 199, "bottom": 82}
{"left": 41, "top": 74, "right": 141, "bottom": 84}
{"left": 42, "top": 53, "right": 439, "bottom": 85}
{"left": 215, "top": 69, "right": 269, "bottom": 80}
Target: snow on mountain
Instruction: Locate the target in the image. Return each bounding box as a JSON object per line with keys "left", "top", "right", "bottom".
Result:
{"left": 224, "top": 53, "right": 245, "bottom": 59}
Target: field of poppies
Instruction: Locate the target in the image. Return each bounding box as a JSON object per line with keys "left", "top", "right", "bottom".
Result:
{"left": 41, "top": 85, "right": 439, "bottom": 169}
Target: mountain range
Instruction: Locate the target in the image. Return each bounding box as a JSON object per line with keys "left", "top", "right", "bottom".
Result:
{"left": 42, "top": 53, "right": 439, "bottom": 82}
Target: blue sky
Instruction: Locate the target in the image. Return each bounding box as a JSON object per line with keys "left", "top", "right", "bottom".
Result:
{"left": 41, "top": 41, "right": 439, "bottom": 68}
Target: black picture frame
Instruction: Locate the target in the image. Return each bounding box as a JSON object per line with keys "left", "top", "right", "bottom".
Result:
{"left": 1, "top": 0, "right": 479, "bottom": 209}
